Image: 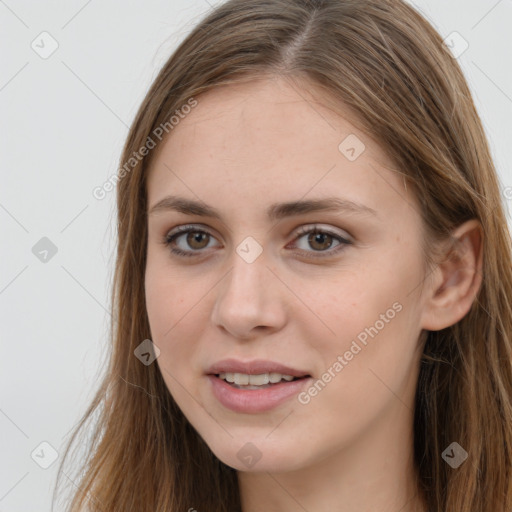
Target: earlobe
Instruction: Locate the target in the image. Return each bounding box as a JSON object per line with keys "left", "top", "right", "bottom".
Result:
{"left": 420, "top": 219, "right": 484, "bottom": 331}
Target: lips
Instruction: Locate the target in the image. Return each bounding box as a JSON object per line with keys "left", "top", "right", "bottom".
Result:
{"left": 206, "top": 358, "right": 310, "bottom": 378}
{"left": 205, "top": 358, "right": 313, "bottom": 413}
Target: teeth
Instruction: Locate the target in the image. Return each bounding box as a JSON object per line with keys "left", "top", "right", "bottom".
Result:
{"left": 249, "top": 373, "right": 269, "bottom": 385}
{"left": 269, "top": 372, "right": 282, "bottom": 383}
{"left": 237, "top": 373, "right": 249, "bottom": 385}
{"left": 217, "top": 372, "right": 298, "bottom": 386}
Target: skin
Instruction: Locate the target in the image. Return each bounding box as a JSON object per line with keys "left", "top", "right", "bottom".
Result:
{"left": 144, "top": 75, "right": 483, "bottom": 512}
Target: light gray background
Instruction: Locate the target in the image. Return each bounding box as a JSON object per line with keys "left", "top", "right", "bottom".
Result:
{"left": 1, "top": 1, "right": 511, "bottom": 510}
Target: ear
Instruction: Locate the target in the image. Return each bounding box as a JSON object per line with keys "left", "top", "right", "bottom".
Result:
{"left": 420, "top": 219, "right": 484, "bottom": 331}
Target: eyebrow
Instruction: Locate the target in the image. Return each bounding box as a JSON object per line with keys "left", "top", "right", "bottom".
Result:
{"left": 148, "top": 195, "right": 378, "bottom": 220}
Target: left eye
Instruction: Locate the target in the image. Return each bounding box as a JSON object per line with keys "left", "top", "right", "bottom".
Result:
{"left": 290, "top": 227, "right": 351, "bottom": 255}
{"left": 163, "top": 225, "right": 352, "bottom": 258}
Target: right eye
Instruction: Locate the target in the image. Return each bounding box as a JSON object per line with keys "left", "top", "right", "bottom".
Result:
{"left": 163, "top": 225, "right": 221, "bottom": 257}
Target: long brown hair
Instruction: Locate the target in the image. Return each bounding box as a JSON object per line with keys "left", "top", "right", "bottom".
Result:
{"left": 53, "top": 1, "right": 512, "bottom": 510}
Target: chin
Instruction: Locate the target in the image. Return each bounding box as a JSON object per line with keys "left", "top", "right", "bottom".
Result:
{"left": 205, "top": 436, "right": 311, "bottom": 473}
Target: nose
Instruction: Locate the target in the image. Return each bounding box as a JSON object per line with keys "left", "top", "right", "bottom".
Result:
{"left": 210, "top": 249, "right": 287, "bottom": 340}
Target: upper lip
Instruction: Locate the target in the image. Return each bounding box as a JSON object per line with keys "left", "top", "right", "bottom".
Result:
{"left": 206, "top": 358, "right": 310, "bottom": 377}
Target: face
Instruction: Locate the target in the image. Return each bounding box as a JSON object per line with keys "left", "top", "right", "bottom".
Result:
{"left": 145, "top": 76, "right": 429, "bottom": 473}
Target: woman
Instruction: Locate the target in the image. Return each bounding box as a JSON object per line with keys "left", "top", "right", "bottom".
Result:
{"left": 54, "top": 0, "right": 512, "bottom": 511}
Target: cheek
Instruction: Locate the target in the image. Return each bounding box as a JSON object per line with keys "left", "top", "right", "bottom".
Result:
{"left": 297, "top": 295, "right": 420, "bottom": 446}
{"left": 145, "top": 258, "right": 202, "bottom": 337}
{"left": 146, "top": 275, "right": 205, "bottom": 411}
{"left": 145, "top": 269, "right": 202, "bottom": 372}
{"left": 309, "top": 247, "right": 423, "bottom": 380}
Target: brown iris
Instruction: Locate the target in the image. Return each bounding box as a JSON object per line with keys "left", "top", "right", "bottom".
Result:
{"left": 307, "top": 231, "right": 333, "bottom": 251}
{"left": 186, "top": 231, "right": 210, "bottom": 250}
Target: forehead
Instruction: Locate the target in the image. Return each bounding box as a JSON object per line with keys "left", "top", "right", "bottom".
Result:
{"left": 146, "top": 77, "right": 416, "bottom": 223}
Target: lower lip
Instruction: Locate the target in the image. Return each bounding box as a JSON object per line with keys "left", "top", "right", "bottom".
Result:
{"left": 207, "top": 375, "right": 312, "bottom": 413}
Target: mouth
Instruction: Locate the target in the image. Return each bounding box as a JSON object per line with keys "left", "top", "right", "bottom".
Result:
{"left": 212, "top": 372, "right": 310, "bottom": 390}
{"left": 205, "top": 359, "right": 313, "bottom": 413}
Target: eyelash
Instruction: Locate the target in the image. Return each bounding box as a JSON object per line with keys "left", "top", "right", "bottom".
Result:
{"left": 162, "top": 224, "right": 352, "bottom": 259}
